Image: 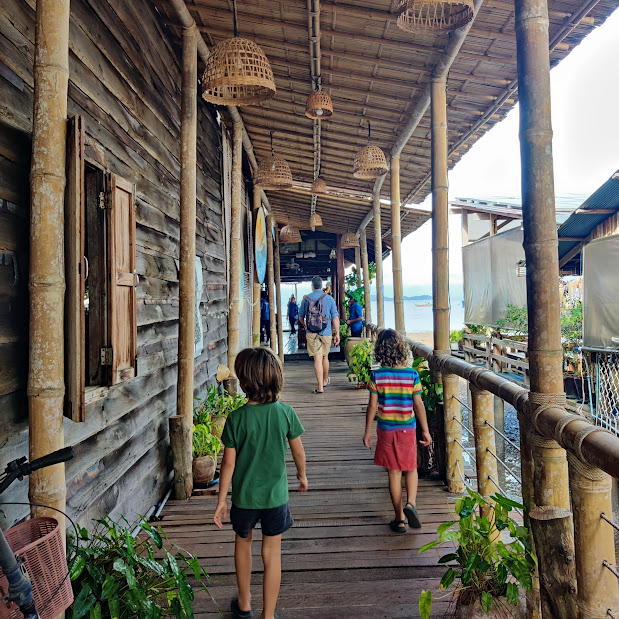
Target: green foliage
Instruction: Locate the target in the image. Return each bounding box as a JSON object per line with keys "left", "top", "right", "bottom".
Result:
{"left": 466, "top": 324, "right": 487, "bottom": 335}
{"left": 347, "top": 340, "right": 374, "bottom": 385}
{"left": 344, "top": 262, "right": 375, "bottom": 311}
{"left": 412, "top": 357, "right": 443, "bottom": 413}
{"left": 450, "top": 329, "right": 465, "bottom": 343}
{"left": 192, "top": 424, "right": 223, "bottom": 459}
{"left": 193, "top": 384, "right": 247, "bottom": 425}
{"left": 561, "top": 299, "right": 582, "bottom": 369}
{"left": 345, "top": 267, "right": 361, "bottom": 290}
{"left": 419, "top": 590, "right": 432, "bottom": 619}
{"left": 67, "top": 516, "right": 214, "bottom": 619}
{"left": 339, "top": 323, "right": 350, "bottom": 348}
{"left": 418, "top": 490, "right": 535, "bottom": 616}
{"left": 495, "top": 304, "right": 529, "bottom": 336}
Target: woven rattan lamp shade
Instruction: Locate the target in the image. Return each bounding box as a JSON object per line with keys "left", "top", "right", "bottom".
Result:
{"left": 202, "top": 37, "right": 276, "bottom": 106}
{"left": 311, "top": 177, "right": 327, "bottom": 195}
{"left": 341, "top": 232, "right": 359, "bottom": 249}
{"left": 280, "top": 225, "right": 302, "bottom": 244}
{"left": 305, "top": 91, "right": 334, "bottom": 119}
{"left": 255, "top": 155, "right": 293, "bottom": 190}
{"left": 396, "top": 0, "right": 474, "bottom": 33}
{"left": 353, "top": 144, "right": 389, "bottom": 180}
{"left": 309, "top": 213, "right": 323, "bottom": 227}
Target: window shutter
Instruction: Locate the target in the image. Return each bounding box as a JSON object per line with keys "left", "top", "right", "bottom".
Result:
{"left": 106, "top": 174, "right": 137, "bottom": 385}
{"left": 64, "top": 116, "right": 86, "bottom": 422}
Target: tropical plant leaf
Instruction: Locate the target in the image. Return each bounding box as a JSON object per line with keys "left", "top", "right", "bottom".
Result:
{"left": 89, "top": 602, "right": 102, "bottom": 619}
{"left": 438, "top": 553, "right": 459, "bottom": 564}
{"left": 70, "top": 555, "right": 86, "bottom": 581}
{"left": 73, "top": 583, "right": 96, "bottom": 619}
{"left": 107, "top": 596, "right": 120, "bottom": 618}
{"left": 101, "top": 575, "right": 119, "bottom": 600}
{"left": 437, "top": 521, "right": 456, "bottom": 537}
{"left": 440, "top": 568, "right": 457, "bottom": 590}
{"left": 419, "top": 540, "right": 441, "bottom": 553}
{"left": 461, "top": 552, "right": 481, "bottom": 586}
{"left": 491, "top": 494, "right": 525, "bottom": 511}
{"left": 497, "top": 563, "right": 508, "bottom": 584}
{"left": 419, "top": 590, "right": 432, "bottom": 619}
{"left": 507, "top": 582, "right": 519, "bottom": 605}
{"left": 481, "top": 591, "right": 493, "bottom": 613}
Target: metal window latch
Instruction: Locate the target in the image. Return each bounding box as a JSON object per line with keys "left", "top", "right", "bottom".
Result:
{"left": 100, "top": 347, "right": 113, "bottom": 366}
{"left": 98, "top": 191, "right": 109, "bottom": 209}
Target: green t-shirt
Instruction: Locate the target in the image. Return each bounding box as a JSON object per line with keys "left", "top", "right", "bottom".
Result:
{"left": 221, "top": 400, "right": 305, "bottom": 509}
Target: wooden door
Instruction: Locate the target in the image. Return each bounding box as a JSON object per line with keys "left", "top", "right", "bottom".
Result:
{"left": 106, "top": 174, "right": 137, "bottom": 385}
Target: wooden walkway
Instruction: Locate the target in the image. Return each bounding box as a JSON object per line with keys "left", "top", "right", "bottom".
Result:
{"left": 159, "top": 360, "right": 458, "bottom": 618}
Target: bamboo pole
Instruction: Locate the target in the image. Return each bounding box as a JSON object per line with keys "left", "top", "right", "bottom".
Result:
{"left": 470, "top": 386, "right": 499, "bottom": 519}
{"left": 267, "top": 214, "right": 277, "bottom": 352}
{"left": 336, "top": 234, "right": 345, "bottom": 318}
{"left": 252, "top": 188, "right": 262, "bottom": 347}
{"left": 373, "top": 194, "right": 384, "bottom": 328}
{"left": 227, "top": 121, "right": 243, "bottom": 372}
{"left": 431, "top": 77, "right": 450, "bottom": 357}
{"left": 391, "top": 154, "right": 405, "bottom": 334}
{"left": 28, "top": 0, "right": 70, "bottom": 526}
{"left": 354, "top": 245, "right": 362, "bottom": 287}
{"left": 360, "top": 228, "right": 372, "bottom": 329}
{"left": 443, "top": 373, "right": 464, "bottom": 494}
{"left": 274, "top": 229, "right": 284, "bottom": 362}
{"left": 172, "top": 27, "right": 198, "bottom": 501}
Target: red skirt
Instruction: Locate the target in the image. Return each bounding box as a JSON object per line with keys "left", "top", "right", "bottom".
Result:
{"left": 374, "top": 427, "right": 418, "bottom": 472}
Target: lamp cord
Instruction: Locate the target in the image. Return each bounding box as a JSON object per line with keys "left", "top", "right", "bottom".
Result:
{"left": 232, "top": 0, "right": 239, "bottom": 38}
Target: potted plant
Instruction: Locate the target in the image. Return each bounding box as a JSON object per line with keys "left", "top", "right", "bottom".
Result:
{"left": 67, "top": 515, "right": 213, "bottom": 618}
{"left": 346, "top": 340, "right": 374, "bottom": 388}
{"left": 419, "top": 490, "right": 535, "bottom": 619}
{"left": 192, "top": 423, "right": 223, "bottom": 483}
{"left": 194, "top": 384, "right": 247, "bottom": 438}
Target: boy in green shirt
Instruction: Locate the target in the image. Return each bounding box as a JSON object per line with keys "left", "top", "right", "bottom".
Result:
{"left": 214, "top": 347, "right": 308, "bottom": 619}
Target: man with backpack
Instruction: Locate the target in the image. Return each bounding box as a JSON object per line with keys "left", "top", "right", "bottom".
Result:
{"left": 299, "top": 276, "right": 340, "bottom": 393}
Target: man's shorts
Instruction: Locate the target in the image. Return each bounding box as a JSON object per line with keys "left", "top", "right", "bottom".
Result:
{"left": 306, "top": 332, "right": 332, "bottom": 357}
{"left": 230, "top": 502, "right": 294, "bottom": 538}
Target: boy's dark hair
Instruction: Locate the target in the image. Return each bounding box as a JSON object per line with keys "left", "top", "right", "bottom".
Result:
{"left": 235, "top": 347, "right": 284, "bottom": 404}
{"left": 374, "top": 328, "right": 410, "bottom": 368}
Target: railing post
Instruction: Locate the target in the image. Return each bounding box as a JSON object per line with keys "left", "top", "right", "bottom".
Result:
{"left": 443, "top": 373, "right": 465, "bottom": 494}
{"left": 470, "top": 386, "right": 499, "bottom": 519}
{"left": 274, "top": 227, "right": 284, "bottom": 362}
{"left": 373, "top": 194, "right": 384, "bottom": 328}
{"left": 569, "top": 457, "right": 619, "bottom": 619}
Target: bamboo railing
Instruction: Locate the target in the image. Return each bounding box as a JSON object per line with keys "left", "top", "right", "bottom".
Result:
{"left": 365, "top": 324, "right": 619, "bottom": 617}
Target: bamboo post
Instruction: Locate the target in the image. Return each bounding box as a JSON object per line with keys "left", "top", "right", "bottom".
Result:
{"left": 173, "top": 26, "right": 197, "bottom": 501}
{"left": 569, "top": 458, "right": 619, "bottom": 618}
{"left": 354, "top": 245, "right": 362, "bottom": 287}
{"left": 373, "top": 194, "right": 385, "bottom": 327}
{"left": 529, "top": 506, "right": 578, "bottom": 618}
{"left": 336, "top": 234, "right": 345, "bottom": 318}
{"left": 252, "top": 188, "right": 261, "bottom": 347}
{"left": 360, "top": 228, "right": 372, "bottom": 329}
{"left": 28, "top": 0, "right": 70, "bottom": 526}
{"left": 470, "top": 386, "right": 499, "bottom": 519}
{"left": 443, "top": 373, "right": 465, "bottom": 494}
{"left": 274, "top": 228, "right": 284, "bottom": 362}
{"left": 267, "top": 214, "right": 277, "bottom": 352}
{"left": 391, "top": 154, "right": 405, "bottom": 334}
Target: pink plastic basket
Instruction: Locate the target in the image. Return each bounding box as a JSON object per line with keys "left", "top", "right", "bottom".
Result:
{"left": 0, "top": 517, "right": 73, "bottom": 619}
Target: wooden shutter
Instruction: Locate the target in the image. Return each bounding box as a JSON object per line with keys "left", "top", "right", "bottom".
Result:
{"left": 106, "top": 174, "right": 137, "bottom": 385}
{"left": 64, "top": 116, "right": 86, "bottom": 422}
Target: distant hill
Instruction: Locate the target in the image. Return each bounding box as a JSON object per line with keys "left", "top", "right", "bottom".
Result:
{"left": 371, "top": 294, "right": 433, "bottom": 301}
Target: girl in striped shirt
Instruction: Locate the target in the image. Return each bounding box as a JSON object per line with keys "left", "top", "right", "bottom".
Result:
{"left": 363, "top": 329, "right": 432, "bottom": 534}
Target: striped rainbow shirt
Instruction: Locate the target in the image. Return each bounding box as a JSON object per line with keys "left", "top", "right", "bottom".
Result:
{"left": 368, "top": 367, "right": 423, "bottom": 431}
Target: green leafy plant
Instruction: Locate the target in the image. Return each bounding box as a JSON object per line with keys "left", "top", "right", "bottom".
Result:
{"left": 418, "top": 490, "right": 536, "bottom": 618}
{"left": 450, "top": 329, "right": 465, "bottom": 343}
{"left": 339, "top": 322, "right": 350, "bottom": 348}
{"left": 412, "top": 357, "right": 443, "bottom": 414}
{"left": 495, "top": 304, "right": 529, "bottom": 336}
{"left": 192, "top": 423, "right": 223, "bottom": 459}
{"left": 561, "top": 299, "right": 582, "bottom": 371}
{"left": 347, "top": 340, "right": 374, "bottom": 386}
{"left": 67, "top": 516, "right": 214, "bottom": 619}
{"left": 194, "top": 384, "right": 247, "bottom": 425}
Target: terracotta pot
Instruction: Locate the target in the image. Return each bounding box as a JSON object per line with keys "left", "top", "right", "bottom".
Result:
{"left": 192, "top": 455, "right": 216, "bottom": 483}
{"left": 344, "top": 337, "right": 370, "bottom": 365}
{"left": 455, "top": 596, "right": 525, "bottom": 618}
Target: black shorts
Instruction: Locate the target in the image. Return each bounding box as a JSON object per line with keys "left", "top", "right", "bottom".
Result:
{"left": 230, "top": 502, "right": 294, "bottom": 538}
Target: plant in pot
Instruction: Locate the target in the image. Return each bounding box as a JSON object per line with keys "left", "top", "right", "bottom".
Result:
{"left": 346, "top": 340, "right": 374, "bottom": 388}
{"left": 192, "top": 423, "right": 223, "bottom": 484}
{"left": 194, "top": 384, "right": 247, "bottom": 438}
{"left": 67, "top": 515, "right": 214, "bottom": 618}
{"left": 419, "top": 490, "right": 535, "bottom": 618}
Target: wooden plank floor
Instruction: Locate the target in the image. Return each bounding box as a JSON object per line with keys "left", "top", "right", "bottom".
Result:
{"left": 159, "top": 360, "right": 458, "bottom": 618}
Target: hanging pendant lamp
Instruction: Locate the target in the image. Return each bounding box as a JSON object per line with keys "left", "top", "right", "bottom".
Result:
{"left": 353, "top": 123, "right": 388, "bottom": 180}
{"left": 311, "top": 177, "right": 327, "bottom": 195}
{"left": 396, "top": 0, "right": 474, "bottom": 33}
{"left": 305, "top": 91, "right": 334, "bottom": 120}
{"left": 255, "top": 132, "right": 293, "bottom": 190}
{"left": 341, "top": 220, "right": 359, "bottom": 249}
{"left": 309, "top": 213, "right": 323, "bottom": 227}
{"left": 202, "top": 0, "right": 276, "bottom": 106}
{"left": 280, "top": 224, "right": 302, "bottom": 244}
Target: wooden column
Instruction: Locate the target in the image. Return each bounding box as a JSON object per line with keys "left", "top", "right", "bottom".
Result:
{"left": 274, "top": 228, "right": 284, "bottom": 362}
{"left": 227, "top": 120, "right": 243, "bottom": 371}
{"left": 354, "top": 245, "right": 362, "bottom": 287}
{"left": 470, "top": 387, "right": 500, "bottom": 519}
{"left": 267, "top": 214, "right": 277, "bottom": 352}
{"left": 336, "top": 234, "right": 345, "bottom": 318}
{"left": 252, "top": 188, "right": 261, "bottom": 347}
{"left": 28, "top": 0, "right": 70, "bottom": 524}
{"left": 360, "top": 228, "right": 372, "bottom": 329}
{"left": 391, "top": 154, "right": 405, "bottom": 334}
{"left": 431, "top": 77, "right": 450, "bottom": 357}
{"left": 373, "top": 195, "right": 385, "bottom": 327}
{"left": 443, "top": 373, "right": 464, "bottom": 494}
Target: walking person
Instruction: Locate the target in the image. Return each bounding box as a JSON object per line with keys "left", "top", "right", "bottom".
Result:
{"left": 287, "top": 295, "right": 299, "bottom": 336}
{"left": 260, "top": 291, "right": 270, "bottom": 345}
{"left": 362, "top": 329, "right": 432, "bottom": 533}
{"left": 298, "top": 276, "right": 340, "bottom": 394}
{"left": 214, "top": 347, "right": 308, "bottom": 619}
{"left": 346, "top": 292, "right": 365, "bottom": 338}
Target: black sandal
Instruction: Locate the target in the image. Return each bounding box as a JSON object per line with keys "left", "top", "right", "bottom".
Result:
{"left": 231, "top": 598, "right": 253, "bottom": 618}
{"left": 389, "top": 519, "right": 407, "bottom": 534}
{"left": 312, "top": 389, "right": 324, "bottom": 394}
{"left": 404, "top": 502, "right": 422, "bottom": 529}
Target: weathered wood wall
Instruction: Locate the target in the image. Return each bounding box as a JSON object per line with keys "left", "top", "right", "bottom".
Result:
{"left": 0, "top": 0, "right": 227, "bottom": 527}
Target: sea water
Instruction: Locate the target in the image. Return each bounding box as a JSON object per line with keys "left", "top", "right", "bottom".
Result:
{"left": 370, "top": 299, "right": 465, "bottom": 333}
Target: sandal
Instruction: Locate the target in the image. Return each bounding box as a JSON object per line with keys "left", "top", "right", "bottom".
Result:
{"left": 404, "top": 502, "right": 422, "bottom": 529}
{"left": 312, "top": 389, "right": 324, "bottom": 394}
{"left": 324, "top": 377, "right": 331, "bottom": 387}
{"left": 389, "top": 519, "right": 407, "bottom": 534}
{"left": 231, "top": 598, "right": 253, "bottom": 618}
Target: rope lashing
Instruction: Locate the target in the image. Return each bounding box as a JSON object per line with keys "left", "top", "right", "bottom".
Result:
{"left": 567, "top": 452, "right": 609, "bottom": 482}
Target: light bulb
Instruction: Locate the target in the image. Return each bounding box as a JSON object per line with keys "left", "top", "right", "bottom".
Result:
{"left": 315, "top": 108, "right": 324, "bottom": 116}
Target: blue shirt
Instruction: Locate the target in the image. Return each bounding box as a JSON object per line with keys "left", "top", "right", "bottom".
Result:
{"left": 288, "top": 302, "right": 299, "bottom": 319}
{"left": 299, "top": 290, "right": 339, "bottom": 336}
{"left": 349, "top": 301, "right": 364, "bottom": 336}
